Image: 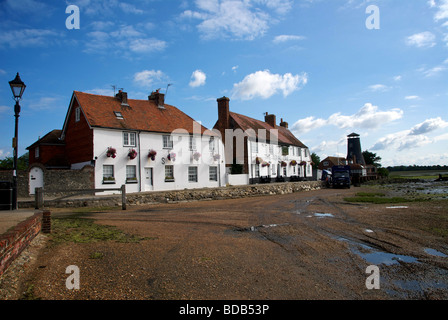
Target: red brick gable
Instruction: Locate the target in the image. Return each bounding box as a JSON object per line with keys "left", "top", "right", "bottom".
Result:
{"left": 73, "top": 91, "right": 214, "bottom": 135}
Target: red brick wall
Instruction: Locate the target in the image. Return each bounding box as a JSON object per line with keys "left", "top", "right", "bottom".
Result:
{"left": 29, "top": 144, "right": 66, "bottom": 167}
{"left": 0, "top": 211, "right": 51, "bottom": 277}
{"left": 65, "top": 100, "right": 94, "bottom": 165}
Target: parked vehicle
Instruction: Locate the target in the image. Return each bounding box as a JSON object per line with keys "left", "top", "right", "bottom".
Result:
{"left": 331, "top": 165, "right": 351, "bottom": 188}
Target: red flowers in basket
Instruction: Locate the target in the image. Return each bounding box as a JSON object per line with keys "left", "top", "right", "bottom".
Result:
{"left": 107, "top": 147, "right": 117, "bottom": 158}
{"left": 148, "top": 149, "right": 157, "bottom": 161}
{"left": 128, "top": 149, "right": 137, "bottom": 160}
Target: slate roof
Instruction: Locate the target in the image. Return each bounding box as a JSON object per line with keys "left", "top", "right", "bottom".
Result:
{"left": 70, "top": 91, "right": 215, "bottom": 135}
{"left": 26, "top": 129, "right": 64, "bottom": 149}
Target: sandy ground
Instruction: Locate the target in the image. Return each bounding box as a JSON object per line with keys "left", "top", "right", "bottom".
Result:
{"left": 1, "top": 183, "right": 448, "bottom": 302}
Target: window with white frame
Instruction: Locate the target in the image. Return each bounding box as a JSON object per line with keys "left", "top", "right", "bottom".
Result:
{"left": 188, "top": 166, "right": 198, "bottom": 182}
{"left": 163, "top": 135, "right": 173, "bottom": 149}
{"left": 269, "top": 144, "right": 274, "bottom": 154}
{"left": 209, "top": 137, "right": 215, "bottom": 152}
{"left": 35, "top": 147, "right": 39, "bottom": 159}
{"left": 123, "top": 132, "right": 136, "bottom": 147}
{"left": 189, "top": 135, "right": 197, "bottom": 151}
{"left": 103, "top": 165, "right": 114, "bottom": 183}
{"left": 209, "top": 166, "right": 218, "bottom": 181}
{"left": 254, "top": 164, "right": 260, "bottom": 178}
{"left": 126, "top": 165, "right": 137, "bottom": 183}
{"left": 271, "top": 164, "right": 276, "bottom": 176}
{"left": 251, "top": 141, "right": 258, "bottom": 153}
{"left": 165, "top": 165, "right": 174, "bottom": 181}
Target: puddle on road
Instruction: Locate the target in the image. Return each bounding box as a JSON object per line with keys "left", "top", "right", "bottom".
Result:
{"left": 313, "top": 213, "right": 334, "bottom": 218}
{"left": 424, "top": 248, "right": 448, "bottom": 257}
{"left": 336, "top": 236, "right": 419, "bottom": 266}
{"left": 237, "top": 223, "right": 290, "bottom": 232}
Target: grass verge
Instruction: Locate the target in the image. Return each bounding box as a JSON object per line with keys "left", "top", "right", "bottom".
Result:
{"left": 344, "top": 192, "right": 428, "bottom": 204}
{"left": 50, "top": 215, "right": 152, "bottom": 245}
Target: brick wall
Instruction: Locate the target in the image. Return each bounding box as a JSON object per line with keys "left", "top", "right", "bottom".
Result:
{"left": 0, "top": 166, "right": 94, "bottom": 198}
{"left": 0, "top": 210, "right": 51, "bottom": 278}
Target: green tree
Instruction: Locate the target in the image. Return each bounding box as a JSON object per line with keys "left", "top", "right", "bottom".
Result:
{"left": 311, "top": 152, "right": 320, "bottom": 167}
{"left": 0, "top": 153, "right": 29, "bottom": 170}
{"left": 362, "top": 150, "right": 381, "bottom": 167}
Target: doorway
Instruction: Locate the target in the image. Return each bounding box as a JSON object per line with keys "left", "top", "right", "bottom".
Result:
{"left": 144, "top": 167, "right": 153, "bottom": 191}
{"left": 29, "top": 167, "right": 44, "bottom": 195}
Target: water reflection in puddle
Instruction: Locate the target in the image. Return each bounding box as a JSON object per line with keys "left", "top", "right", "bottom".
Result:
{"left": 424, "top": 248, "right": 447, "bottom": 257}
{"left": 336, "top": 236, "right": 419, "bottom": 266}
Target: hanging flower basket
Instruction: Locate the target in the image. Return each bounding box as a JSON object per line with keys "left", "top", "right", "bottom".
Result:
{"left": 148, "top": 149, "right": 157, "bottom": 161}
{"left": 256, "top": 157, "right": 263, "bottom": 165}
{"left": 290, "top": 160, "right": 297, "bottom": 166}
{"left": 281, "top": 161, "right": 287, "bottom": 167}
{"left": 106, "top": 147, "right": 117, "bottom": 158}
{"left": 167, "top": 152, "right": 176, "bottom": 162}
{"left": 128, "top": 149, "right": 137, "bottom": 160}
{"left": 193, "top": 152, "right": 201, "bottom": 161}
{"left": 213, "top": 154, "right": 220, "bottom": 161}
{"left": 262, "top": 161, "right": 270, "bottom": 167}
{"left": 299, "top": 161, "right": 307, "bottom": 166}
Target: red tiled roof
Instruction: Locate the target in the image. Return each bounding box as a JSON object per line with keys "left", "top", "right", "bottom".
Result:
{"left": 229, "top": 112, "right": 307, "bottom": 148}
{"left": 73, "top": 91, "right": 215, "bottom": 135}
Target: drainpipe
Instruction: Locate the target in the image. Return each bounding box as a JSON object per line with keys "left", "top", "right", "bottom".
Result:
{"left": 138, "top": 131, "right": 142, "bottom": 192}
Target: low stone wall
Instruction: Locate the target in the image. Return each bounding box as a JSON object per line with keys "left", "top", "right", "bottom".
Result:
{"left": 18, "top": 181, "right": 324, "bottom": 209}
{"left": 0, "top": 210, "right": 51, "bottom": 277}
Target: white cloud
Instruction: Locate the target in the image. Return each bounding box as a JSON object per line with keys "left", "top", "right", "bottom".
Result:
{"left": 433, "top": 0, "right": 448, "bottom": 21}
{"left": 406, "top": 31, "right": 436, "bottom": 48}
{"left": 405, "top": 95, "right": 420, "bottom": 100}
{"left": 134, "top": 70, "right": 167, "bottom": 88}
{"left": 0, "top": 28, "right": 61, "bottom": 48}
{"left": 189, "top": 70, "right": 207, "bottom": 87}
{"left": 84, "top": 24, "right": 166, "bottom": 55}
{"left": 409, "top": 117, "right": 448, "bottom": 135}
{"left": 292, "top": 103, "right": 403, "bottom": 134}
{"left": 273, "top": 35, "right": 306, "bottom": 43}
{"left": 232, "top": 70, "right": 308, "bottom": 100}
{"left": 368, "top": 84, "right": 390, "bottom": 92}
{"left": 181, "top": 0, "right": 293, "bottom": 40}
{"left": 28, "top": 97, "right": 61, "bottom": 110}
{"left": 371, "top": 117, "right": 448, "bottom": 151}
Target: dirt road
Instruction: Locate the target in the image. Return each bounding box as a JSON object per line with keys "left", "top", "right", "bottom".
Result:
{"left": 2, "top": 184, "right": 448, "bottom": 301}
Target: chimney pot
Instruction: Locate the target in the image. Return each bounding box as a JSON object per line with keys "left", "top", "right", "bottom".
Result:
{"left": 116, "top": 90, "right": 129, "bottom": 106}
{"left": 265, "top": 113, "right": 276, "bottom": 127}
{"left": 280, "top": 119, "right": 289, "bottom": 128}
{"left": 149, "top": 90, "right": 165, "bottom": 108}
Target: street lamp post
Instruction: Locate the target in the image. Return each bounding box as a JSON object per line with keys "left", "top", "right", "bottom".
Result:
{"left": 9, "top": 73, "right": 26, "bottom": 210}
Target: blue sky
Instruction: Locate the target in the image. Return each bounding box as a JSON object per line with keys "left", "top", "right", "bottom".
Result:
{"left": 0, "top": 0, "right": 447, "bottom": 167}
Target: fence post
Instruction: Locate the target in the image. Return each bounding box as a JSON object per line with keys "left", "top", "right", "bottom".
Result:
{"left": 35, "top": 187, "right": 44, "bottom": 209}
{"left": 121, "top": 184, "right": 126, "bottom": 210}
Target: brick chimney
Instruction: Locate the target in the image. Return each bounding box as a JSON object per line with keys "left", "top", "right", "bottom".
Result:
{"left": 265, "top": 113, "right": 276, "bottom": 128}
{"left": 149, "top": 89, "right": 165, "bottom": 108}
{"left": 116, "top": 90, "right": 129, "bottom": 106}
{"left": 217, "top": 96, "right": 230, "bottom": 143}
{"left": 280, "top": 118, "right": 289, "bottom": 128}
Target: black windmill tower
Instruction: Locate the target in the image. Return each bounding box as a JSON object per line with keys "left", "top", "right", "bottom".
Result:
{"left": 346, "top": 133, "right": 366, "bottom": 166}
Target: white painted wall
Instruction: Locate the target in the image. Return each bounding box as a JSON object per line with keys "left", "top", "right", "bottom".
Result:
{"left": 93, "top": 128, "right": 226, "bottom": 194}
{"left": 247, "top": 140, "right": 312, "bottom": 179}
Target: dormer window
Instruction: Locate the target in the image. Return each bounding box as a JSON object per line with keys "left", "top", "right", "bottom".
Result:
{"left": 114, "top": 111, "right": 123, "bottom": 119}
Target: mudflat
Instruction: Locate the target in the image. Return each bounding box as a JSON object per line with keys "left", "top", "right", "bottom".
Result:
{"left": 2, "top": 182, "right": 447, "bottom": 301}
